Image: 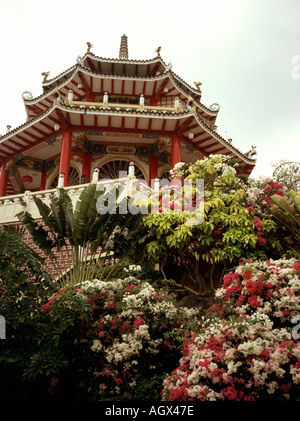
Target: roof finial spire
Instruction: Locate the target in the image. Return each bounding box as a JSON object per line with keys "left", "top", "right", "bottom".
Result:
{"left": 119, "top": 34, "right": 128, "bottom": 60}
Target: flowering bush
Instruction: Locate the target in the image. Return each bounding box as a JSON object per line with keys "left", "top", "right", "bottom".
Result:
{"left": 208, "top": 258, "right": 300, "bottom": 328}
{"left": 169, "top": 162, "right": 189, "bottom": 179}
{"left": 41, "top": 266, "right": 201, "bottom": 400}
{"left": 162, "top": 258, "right": 300, "bottom": 401}
{"left": 140, "top": 155, "right": 280, "bottom": 292}
{"left": 162, "top": 313, "right": 300, "bottom": 401}
{"left": 244, "top": 176, "right": 285, "bottom": 220}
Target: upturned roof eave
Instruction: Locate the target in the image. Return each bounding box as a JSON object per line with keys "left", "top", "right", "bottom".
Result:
{"left": 24, "top": 65, "right": 219, "bottom": 122}
{"left": 0, "top": 101, "right": 256, "bottom": 168}
{"left": 41, "top": 52, "right": 166, "bottom": 87}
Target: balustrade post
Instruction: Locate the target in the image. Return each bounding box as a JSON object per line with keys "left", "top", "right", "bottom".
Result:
{"left": 59, "top": 128, "right": 72, "bottom": 186}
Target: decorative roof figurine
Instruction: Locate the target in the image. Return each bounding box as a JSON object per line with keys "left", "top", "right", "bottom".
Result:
{"left": 41, "top": 71, "right": 50, "bottom": 82}
{"left": 194, "top": 81, "right": 202, "bottom": 91}
{"left": 86, "top": 42, "right": 93, "bottom": 52}
{"left": 155, "top": 46, "right": 161, "bottom": 57}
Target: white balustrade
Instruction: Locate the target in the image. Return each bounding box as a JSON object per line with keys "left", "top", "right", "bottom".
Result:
{"left": 0, "top": 174, "right": 154, "bottom": 224}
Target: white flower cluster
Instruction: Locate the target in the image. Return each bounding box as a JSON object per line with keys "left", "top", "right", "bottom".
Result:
{"left": 214, "top": 162, "right": 237, "bottom": 177}
{"left": 106, "top": 324, "right": 151, "bottom": 365}
{"left": 78, "top": 275, "right": 201, "bottom": 397}
{"left": 123, "top": 265, "right": 142, "bottom": 272}
{"left": 169, "top": 162, "right": 188, "bottom": 179}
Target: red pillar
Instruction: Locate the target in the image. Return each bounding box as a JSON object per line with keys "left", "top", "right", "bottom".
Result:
{"left": 0, "top": 160, "right": 8, "bottom": 197}
{"left": 171, "top": 135, "right": 181, "bottom": 168}
{"left": 87, "top": 93, "right": 95, "bottom": 102}
{"left": 150, "top": 98, "right": 157, "bottom": 106}
{"left": 148, "top": 155, "right": 158, "bottom": 187}
{"left": 81, "top": 152, "right": 92, "bottom": 183}
{"left": 40, "top": 170, "right": 46, "bottom": 191}
{"left": 59, "top": 128, "right": 72, "bottom": 187}
{"left": 171, "top": 135, "right": 182, "bottom": 188}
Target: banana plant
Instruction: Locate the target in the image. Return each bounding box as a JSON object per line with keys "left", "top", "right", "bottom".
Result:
{"left": 269, "top": 189, "right": 300, "bottom": 256}
{"left": 17, "top": 183, "right": 142, "bottom": 289}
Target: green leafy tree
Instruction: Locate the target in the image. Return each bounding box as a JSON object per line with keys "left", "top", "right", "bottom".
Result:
{"left": 138, "top": 155, "right": 280, "bottom": 292}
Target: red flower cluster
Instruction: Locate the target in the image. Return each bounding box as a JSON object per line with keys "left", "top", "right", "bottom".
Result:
{"left": 133, "top": 317, "right": 145, "bottom": 328}
{"left": 262, "top": 180, "right": 284, "bottom": 207}
{"left": 209, "top": 259, "right": 300, "bottom": 325}
{"left": 294, "top": 262, "right": 300, "bottom": 272}
{"left": 41, "top": 288, "right": 67, "bottom": 316}
{"left": 252, "top": 216, "right": 267, "bottom": 246}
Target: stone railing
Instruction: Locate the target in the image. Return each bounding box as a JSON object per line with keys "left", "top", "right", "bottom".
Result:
{"left": 0, "top": 175, "right": 154, "bottom": 224}
{"left": 65, "top": 94, "right": 185, "bottom": 114}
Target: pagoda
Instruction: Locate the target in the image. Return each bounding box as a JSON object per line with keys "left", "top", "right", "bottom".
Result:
{"left": 0, "top": 35, "right": 256, "bottom": 207}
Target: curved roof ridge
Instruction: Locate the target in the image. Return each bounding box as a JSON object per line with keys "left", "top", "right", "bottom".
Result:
{"left": 0, "top": 100, "right": 255, "bottom": 168}
{"left": 170, "top": 71, "right": 220, "bottom": 115}
{"left": 24, "top": 65, "right": 172, "bottom": 105}
{"left": 193, "top": 111, "right": 256, "bottom": 164}
{"left": 0, "top": 102, "right": 57, "bottom": 142}
{"left": 85, "top": 51, "right": 167, "bottom": 67}
{"left": 166, "top": 72, "right": 218, "bottom": 117}
{"left": 41, "top": 52, "right": 166, "bottom": 87}
{"left": 171, "top": 71, "right": 202, "bottom": 97}
{"left": 41, "top": 64, "right": 77, "bottom": 87}
{"left": 24, "top": 65, "right": 82, "bottom": 104}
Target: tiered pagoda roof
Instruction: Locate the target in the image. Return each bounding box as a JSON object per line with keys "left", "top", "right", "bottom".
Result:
{"left": 0, "top": 37, "right": 256, "bottom": 195}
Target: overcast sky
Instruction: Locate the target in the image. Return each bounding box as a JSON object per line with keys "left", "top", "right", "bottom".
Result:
{"left": 0, "top": 0, "right": 299, "bottom": 179}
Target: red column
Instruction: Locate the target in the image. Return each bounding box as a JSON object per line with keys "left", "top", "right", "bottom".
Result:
{"left": 148, "top": 155, "right": 158, "bottom": 187}
{"left": 0, "top": 160, "right": 8, "bottom": 197}
{"left": 87, "top": 93, "right": 95, "bottom": 102}
{"left": 59, "top": 128, "right": 72, "bottom": 187}
{"left": 81, "top": 152, "right": 92, "bottom": 183}
{"left": 150, "top": 98, "right": 157, "bottom": 106}
{"left": 171, "top": 135, "right": 181, "bottom": 168}
{"left": 171, "top": 135, "right": 182, "bottom": 188}
{"left": 40, "top": 170, "right": 46, "bottom": 191}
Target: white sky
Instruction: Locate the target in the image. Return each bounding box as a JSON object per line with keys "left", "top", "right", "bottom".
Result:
{"left": 0, "top": 0, "right": 299, "bottom": 179}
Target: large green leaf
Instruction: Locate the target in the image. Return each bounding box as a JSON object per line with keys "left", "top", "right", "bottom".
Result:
{"left": 33, "top": 197, "right": 63, "bottom": 247}
{"left": 59, "top": 189, "right": 75, "bottom": 244}
{"left": 16, "top": 210, "right": 54, "bottom": 256}
{"left": 73, "top": 183, "right": 97, "bottom": 245}
{"left": 49, "top": 193, "right": 66, "bottom": 238}
{"left": 289, "top": 190, "right": 300, "bottom": 213}
{"left": 270, "top": 192, "right": 300, "bottom": 250}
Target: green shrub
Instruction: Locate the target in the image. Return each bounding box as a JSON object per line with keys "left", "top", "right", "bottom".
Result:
{"left": 0, "top": 226, "right": 55, "bottom": 400}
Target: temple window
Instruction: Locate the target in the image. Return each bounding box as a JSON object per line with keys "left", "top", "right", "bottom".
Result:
{"left": 96, "top": 160, "right": 146, "bottom": 182}
{"left": 49, "top": 166, "right": 80, "bottom": 189}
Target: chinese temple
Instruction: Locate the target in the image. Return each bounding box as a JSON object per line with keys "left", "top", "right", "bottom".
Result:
{"left": 0, "top": 35, "right": 256, "bottom": 219}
